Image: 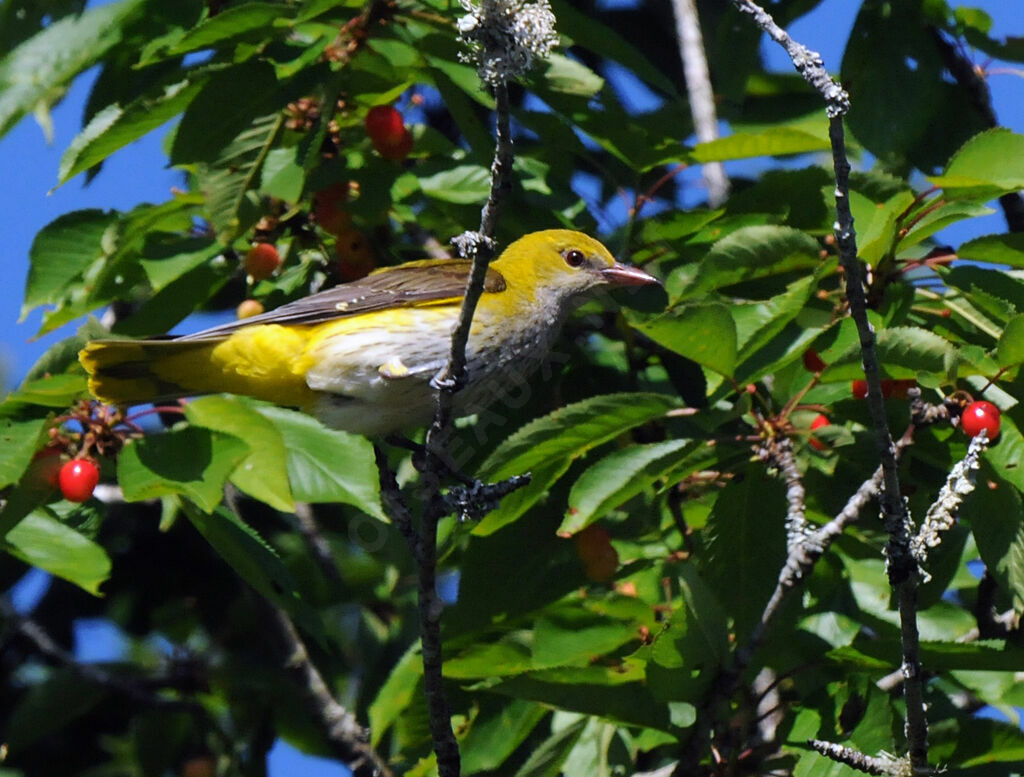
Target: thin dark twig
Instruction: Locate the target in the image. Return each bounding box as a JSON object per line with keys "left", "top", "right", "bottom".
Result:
{"left": 292, "top": 503, "right": 345, "bottom": 590}
{"left": 409, "top": 70, "right": 516, "bottom": 777}
{"left": 260, "top": 599, "right": 393, "bottom": 777}
{"left": 220, "top": 490, "right": 392, "bottom": 777}
{"left": 427, "top": 80, "right": 513, "bottom": 419}
{"left": 0, "top": 596, "right": 198, "bottom": 711}
{"left": 690, "top": 4, "right": 932, "bottom": 773}
{"left": 374, "top": 444, "right": 419, "bottom": 558}
{"left": 830, "top": 109, "right": 929, "bottom": 767}
{"left": 670, "top": 0, "right": 728, "bottom": 206}
{"left": 929, "top": 27, "right": 1024, "bottom": 232}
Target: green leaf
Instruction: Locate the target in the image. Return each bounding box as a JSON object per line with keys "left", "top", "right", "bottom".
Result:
{"left": 6, "top": 374, "right": 88, "bottom": 409}
{"left": 930, "top": 717, "right": 1024, "bottom": 767}
{"left": 734, "top": 274, "right": 818, "bottom": 363}
{"left": 185, "top": 396, "right": 294, "bottom": 513}
{"left": 0, "top": 417, "right": 49, "bottom": 490}
{"left": 531, "top": 605, "right": 641, "bottom": 669}
{"left": 843, "top": 2, "right": 987, "bottom": 172}
{"left": 260, "top": 146, "right": 307, "bottom": 203}
{"left": 171, "top": 61, "right": 279, "bottom": 165}
{"left": 958, "top": 232, "right": 1024, "bottom": 268}
{"left": 461, "top": 699, "right": 548, "bottom": 775}
{"left": 369, "top": 642, "right": 422, "bottom": 747}
{"left": 5, "top": 510, "right": 111, "bottom": 595}
{"left": 512, "top": 716, "right": 588, "bottom": 777}
{"left": 196, "top": 111, "right": 284, "bottom": 245}
{"left": 561, "top": 439, "right": 696, "bottom": 534}
{"left": 445, "top": 635, "right": 533, "bottom": 679}
{"left": 114, "top": 260, "right": 233, "bottom": 338}
{"left": 474, "top": 393, "right": 680, "bottom": 535}
{"left": 138, "top": 237, "right": 221, "bottom": 292}
{"left": 255, "top": 406, "right": 384, "bottom": 519}
{"left": 941, "top": 265, "right": 1024, "bottom": 326}
{"left": 540, "top": 53, "right": 604, "bottom": 96}
{"left": 832, "top": 637, "right": 1024, "bottom": 674}
{"left": 930, "top": 128, "right": 1024, "bottom": 200}
{"left": 161, "top": 2, "right": 293, "bottom": 58}
{"left": 58, "top": 78, "right": 204, "bottom": 185}
{"left": 646, "top": 564, "right": 730, "bottom": 673}
{"left": 0, "top": 0, "right": 144, "bottom": 140}
{"left": 3, "top": 668, "right": 106, "bottom": 751}
{"left": 822, "top": 326, "right": 956, "bottom": 381}
{"left": 896, "top": 200, "right": 993, "bottom": 251}
{"left": 668, "top": 225, "right": 821, "bottom": 298}
{"left": 700, "top": 464, "right": 787, "bottom": 641}
{"left": 487, "top": 671, "right": 673, "bottom": 732}
{"left": 691, "top": 126, "right": 829, "bottom": 163}
{"left": 21, "top": 210, "right": 118, "bottom": 318}
{"left": 117, "top": 426, "right": 249, "bottom": 513}
{"left": 418, "top": 164, "right": 491, "bottom": 204}
{"left": 181, "top": 501, "right": 325, "bottom": 643}
{"left": 550, "top": 0, "right": 677, "bottom": 96}
{"left": 632, "top": 303, "right": 737, "bottom": 377}
{"left": 848, "top": 189, "right": 915, "bottom": 266}
{"left": 998, "top": 315, "right": 1024, "bottom": 368}
{"left": 18, "top": 318, "right": 108, "bottom": 387}
{"left": 975, "top": 458, "right": 1024, "bottom": 613}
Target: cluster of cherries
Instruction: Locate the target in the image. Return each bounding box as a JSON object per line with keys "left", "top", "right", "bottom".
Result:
{"left": 801, "top": 348, "right": 1001, "bottom": 450}
{"left": 235, "top": 105, "right": 413, "bottom": 319}
{"left": 27, "top": 401, "right": 140, "bottom": 503}
{"left": 31, "top": 450, "right": 100, "bottom": 503}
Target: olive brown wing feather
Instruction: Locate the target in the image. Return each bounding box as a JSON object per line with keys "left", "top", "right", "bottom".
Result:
{"left": 178, "top": 260, "right": 507, "bottom": 341}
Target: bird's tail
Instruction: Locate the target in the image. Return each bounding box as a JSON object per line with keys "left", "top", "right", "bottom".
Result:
{"left": 80, "top": 338, "right": 220, "bottom": 406}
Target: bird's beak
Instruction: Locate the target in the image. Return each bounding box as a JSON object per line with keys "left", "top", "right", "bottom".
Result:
{"left": 601, "top": 261, "right": 662, "bottom": 287}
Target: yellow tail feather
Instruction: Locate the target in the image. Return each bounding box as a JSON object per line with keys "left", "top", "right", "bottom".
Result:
{"left": 80, "top": 339, "right": 219, "bottom": 405}
{"left": 80, "top": 325, "right": 318, "bottom": 409}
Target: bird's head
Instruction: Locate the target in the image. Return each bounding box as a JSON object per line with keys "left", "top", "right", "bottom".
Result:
{"left": 493, "top": 230, "right": 661, "bottom": 306}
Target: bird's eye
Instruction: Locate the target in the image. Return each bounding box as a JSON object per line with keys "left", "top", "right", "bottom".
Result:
{"left": 564, "top": 249, "right": 586, "bottom": 268}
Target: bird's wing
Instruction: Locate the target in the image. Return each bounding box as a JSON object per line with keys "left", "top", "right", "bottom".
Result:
{"left": 178, "top": 260, "right": 507, "bottom": 341}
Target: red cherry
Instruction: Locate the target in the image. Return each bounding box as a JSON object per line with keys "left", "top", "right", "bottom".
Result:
{"left": 802, "top": 348, "right": 827, "bottom": 373}
{"left": 59, "top": 459, "right": 99, "bottom": 502}
{"left": 889, "top": 379, "right": 917, "bottom": 399}
{"left": 380, "top": 128, "right": 413, "bottom": 161}
{"left": 335, "top": 229, "right": 376, "bottom": 282}
{"left": 27, "top": 445, "right": 64, "bottom": 490}
{"left": 365, "top": 106, "right": 413, "bottom": 160}
{"left": 809, "top": 414, "right": 830, "bottom": 451}
{"left": 961, "top": 400, "right": 1000, "bottom": 440}
{"left": 313, "top": 182, "right": 352, "bottom": 235}
{"left": 851, "top": 379, "right": 907, "bottom": 399}
{"left": 244, "top": 243, "right": 281, "bottom": 281}
{"left": 573, "top": 526, "right": 619, "bottom": 582}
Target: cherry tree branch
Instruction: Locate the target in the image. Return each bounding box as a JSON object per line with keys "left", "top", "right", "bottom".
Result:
{"left": 0, "top": 595, "right": 202, "bottom": 712}
{"left": 711, "top": 3, "right": 930, "bottom": 772}
{"left": 929, "top": 27, "right": 1024, "bottom": 232}
{"left": 671, "top": 0, "right": 728, "bottom": 206}
{"left": 261, "top": 600, "right": 394, "bottom": 777}
{"left": 370, "top": 3, "right": 559, "bottom": 775}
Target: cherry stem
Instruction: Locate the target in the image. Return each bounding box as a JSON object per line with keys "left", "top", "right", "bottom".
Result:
{"left": 123, "top": 405, "right": 187, "bottom": 424}
{"left": 978, "top": 367, "right": 1008, "bottom": 396}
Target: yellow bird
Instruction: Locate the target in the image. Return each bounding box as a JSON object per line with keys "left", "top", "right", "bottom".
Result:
{"left": 80, "top": 230, "right": 660, "bottom": 436}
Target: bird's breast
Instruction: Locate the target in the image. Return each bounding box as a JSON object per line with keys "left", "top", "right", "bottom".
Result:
{"left": 302, "top": 297, "right": 562, "bottom": 434}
